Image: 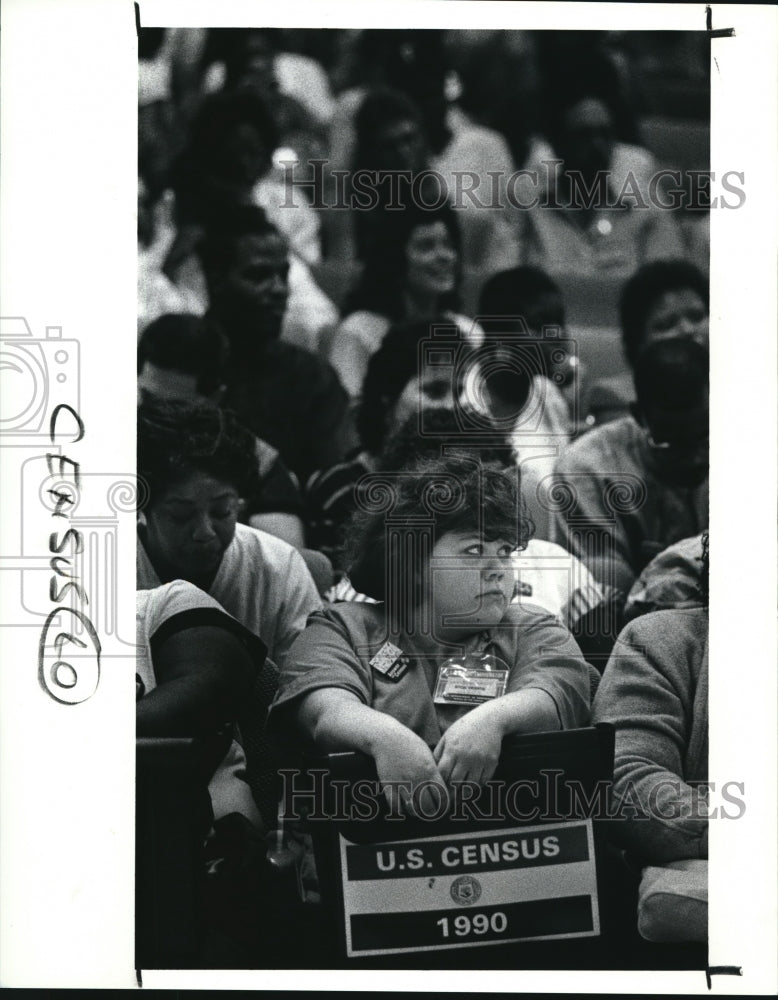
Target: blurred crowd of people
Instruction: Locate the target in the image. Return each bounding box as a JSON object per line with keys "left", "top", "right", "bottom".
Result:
{"left": 136, "top": 28, "right": 710, "bottom": 967}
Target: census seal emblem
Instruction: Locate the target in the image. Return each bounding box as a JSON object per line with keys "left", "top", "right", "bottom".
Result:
{"left": 450, "top": 875, "right": 482, "bottom": 906}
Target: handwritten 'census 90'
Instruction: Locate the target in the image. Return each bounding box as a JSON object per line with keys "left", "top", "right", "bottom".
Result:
{"left": 38, "top": 404, "right": 101, "bottom": 706}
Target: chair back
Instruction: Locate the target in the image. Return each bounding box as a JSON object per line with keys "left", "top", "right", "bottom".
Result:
{"left": 136, "top": 737, "right": 215, "bottom": 968}
{"left": 302, "top": 724, "right": 615, "bottom": 963}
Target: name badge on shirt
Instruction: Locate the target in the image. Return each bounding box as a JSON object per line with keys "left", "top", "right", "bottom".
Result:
{"left": 369, "top": 641, "right": 410, "bottom": 682}
{"left": 433, "top": 653, "right": 509, "bottom": 706}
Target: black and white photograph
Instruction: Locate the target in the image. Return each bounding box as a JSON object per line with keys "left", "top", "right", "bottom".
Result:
{"left": 0, "top": 0, "right": 776, "bottom": 992}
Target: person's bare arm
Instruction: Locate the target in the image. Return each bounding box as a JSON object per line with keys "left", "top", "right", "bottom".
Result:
{"left": 297, "top": 687, "right": 445, "bottom": 815}
{"left": 434, "top": 689, "right": 559, "bottom": 786}
{"left": 137, "top": 625, "right": 254, "bottom": 737}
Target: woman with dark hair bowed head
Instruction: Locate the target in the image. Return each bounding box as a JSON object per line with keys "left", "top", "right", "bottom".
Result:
{"left": 270, "top": 454, "right": 591, "bottom": 815}
{"left": 326, "top": 201, "right": 482, "bottom": 399}
{"left": 136, "top": 397, "right": 322, "bottom": 670}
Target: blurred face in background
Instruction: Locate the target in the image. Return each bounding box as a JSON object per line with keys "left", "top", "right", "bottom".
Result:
{"left": 557, "top": 97, "right": 615, "bottom": 183}
{"left": 642, "top": 288, "right": 709, "bottom": 352}
{"left": 520, "top": 290, "right": 577, "bottom": 387}
{"left": 214, "top": 121, "right": 272, "bottom": 189}
{"left": 138, "top": 365, "right": 199, "bottom": 405}
{"left": 370, "top": 116, "right": 427, "bottom": 174}
{"left": 233, "top": 30, "right": 278, "bottom": 95}
{"left": 404, "top": 221, "right": 457, "bottom": 302}
{"left": 390, "top": 371, "right": 455, "bottom": 434}
{"left": 213, "top": 232, "right": 290, "bottom": 348}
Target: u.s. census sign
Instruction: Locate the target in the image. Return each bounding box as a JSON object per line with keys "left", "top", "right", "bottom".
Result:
{"left": 338, "top": 819, "right": 599, "bottom": 957}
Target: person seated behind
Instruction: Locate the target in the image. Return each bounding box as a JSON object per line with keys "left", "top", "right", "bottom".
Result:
{"left": 171, "top": 86, "right": 321, "bottom": 265}
{"left": 138, "top": 169, "right": 204, "bottom": 335}
{"left": 197, "top": 204, "right": 351, "bottom": 485}
{"left": 306, "top": 316, "right": 476, "bottom": 571}
{"left": 163, "top": 86, "right": 340, "bottom": 357}
{"left": 623, "top": 533, "right": 706, "bottom": 624}
{"left": 471, "top": 267, "right": 579, "bottom": 539}
{"left": 136, "top": 396, "right": 322, "bottom": 669}
{"left": 270, "top": 454, "right": 591, "bottom": 814}
{"left": 549, "top": 337, "right": 708, "bottom": 599}
{"left": 377, "top": 407, "right": 604, "bottom": 637}
{"left": 592, "top": 535, "right": 709, "bottom": 943}
{"left": 326, "top": 200, "right": 481, "bottom": 400}
{"left": 512, "top": 51, "right": 685, "bottom": 278}
{"left": 477, "top": 264, "right": 582, "bottom": 425}
{"left": 202, "top": 28, "right": 331, "bottom": 166}
{"left": 326, "top": 87, "right": 431, "bottom": 264}
{"left": 586, "top": 259, "right": 709, "bottom": 428}
{"left": 324, "top": 62, "right": 518, "bottom": 276}
{"left": 138, "top": 312, "right": 306, "bottom": 548}
{"left": 136, "top": 579, "right": 265, "bottom": 826}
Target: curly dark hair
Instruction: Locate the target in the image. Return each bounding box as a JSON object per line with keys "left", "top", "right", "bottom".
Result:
{"left": 620, "top": 259, "right": 709, "bottom": 369}
{"left": 345, "top": 200, "right": 462, "bottom": 319}
{"left": 378, "top": 407, "right": 512, "bottom": 474}
{"left": 137, "top": 397, "right": 261, "bottom": 508}
{"left": 347, "top": 453, "right": 533, "bottom": 606}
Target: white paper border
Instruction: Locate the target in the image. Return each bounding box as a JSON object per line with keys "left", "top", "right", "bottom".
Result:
{"left": 0, "top": 0, "right": 775, "bottom": 993}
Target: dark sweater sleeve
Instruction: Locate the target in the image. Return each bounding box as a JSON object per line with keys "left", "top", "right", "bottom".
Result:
{"left": 592, "top": 615, "right": 708, "bottom": 862}
{"left": 548, "top": 426, "right": 644, "bottom": 596}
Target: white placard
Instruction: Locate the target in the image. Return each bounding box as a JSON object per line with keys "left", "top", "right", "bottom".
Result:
{"left": 339, "top": 820, "right": 599, "bottom": 956}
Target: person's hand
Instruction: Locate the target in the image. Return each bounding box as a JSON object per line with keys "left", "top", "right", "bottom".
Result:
{"left": 433, "top": 707, "right": 504, "bottom": 788}
{"left": 372, "top": 728, "right": 447, "bottom": 817}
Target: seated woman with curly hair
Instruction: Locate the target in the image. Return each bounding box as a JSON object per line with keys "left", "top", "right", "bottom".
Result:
{"left": 137, "top": 397, "right": 322, "bottom": 666}
{"left": 137, "top": 397, "right": 324, "bottom": 828}
{"left": 270, "top": 453, "right": 591, "bottom": 814}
